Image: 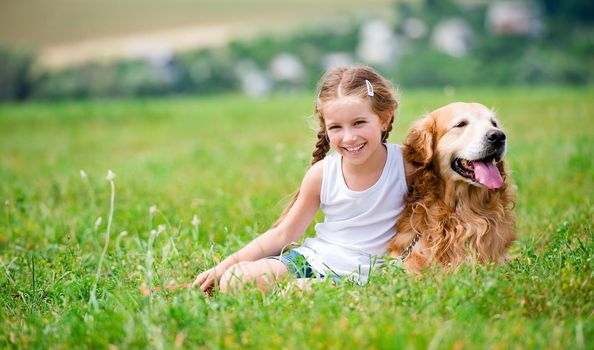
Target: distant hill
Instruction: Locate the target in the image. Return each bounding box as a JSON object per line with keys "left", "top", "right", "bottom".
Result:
{"left": 0, "top": 0, "right": 395, "bottom": 67}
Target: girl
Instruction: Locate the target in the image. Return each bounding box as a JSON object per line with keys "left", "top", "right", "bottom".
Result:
{"left": 193, "top": 65, "right": 410, "bottom": 293}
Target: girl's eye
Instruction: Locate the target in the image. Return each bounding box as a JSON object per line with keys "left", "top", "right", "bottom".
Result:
{"left": 354, "top": 120, "right": 366, "bottom": 126}
{"left": 455, "top": 120, "right": 468, "bottom": 128}
{"left": 328, "top": 125, "right": 340, "bottom": 130}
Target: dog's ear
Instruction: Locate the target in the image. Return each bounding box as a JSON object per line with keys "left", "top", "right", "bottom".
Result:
{"left": 403, "top": 115, "right": 435, "bottom": 167}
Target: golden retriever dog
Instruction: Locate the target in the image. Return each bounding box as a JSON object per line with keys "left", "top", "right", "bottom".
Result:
{"left": 389, "top": 102, "right": 515, "bottom": 273}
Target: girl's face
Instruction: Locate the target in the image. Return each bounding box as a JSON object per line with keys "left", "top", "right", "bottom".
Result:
{"left": 322, "top": 96, "right": 388, "bottom": 166}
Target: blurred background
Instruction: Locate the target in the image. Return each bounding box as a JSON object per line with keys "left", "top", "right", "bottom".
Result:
{"left": 0, "top": 0, "right": 592, "bottom": 101}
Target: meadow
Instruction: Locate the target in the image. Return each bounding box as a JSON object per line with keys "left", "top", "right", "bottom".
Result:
{"left": 0, "top": 86, "right": 592, "bottom": 349}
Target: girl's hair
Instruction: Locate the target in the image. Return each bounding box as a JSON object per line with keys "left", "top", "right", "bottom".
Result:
{"left": 271, "top": 65, "right": 399, "bottom": 228}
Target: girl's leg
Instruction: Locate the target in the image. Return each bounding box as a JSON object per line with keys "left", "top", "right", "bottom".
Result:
{"left": 219, "top": 258, "right": 289, "bottom": 293}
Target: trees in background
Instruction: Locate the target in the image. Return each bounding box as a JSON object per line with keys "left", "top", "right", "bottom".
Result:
{"left": 1, "top": 0, "right": 592, "bottom": 100}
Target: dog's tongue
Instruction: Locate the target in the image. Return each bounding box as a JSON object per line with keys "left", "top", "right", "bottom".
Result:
{"left": 473, "top": 161, "right": 503, "bottom": 189}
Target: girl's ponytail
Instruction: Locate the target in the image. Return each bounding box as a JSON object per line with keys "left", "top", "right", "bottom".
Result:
{"left": 311, "top": 124, "right": 330, "bottom": 165}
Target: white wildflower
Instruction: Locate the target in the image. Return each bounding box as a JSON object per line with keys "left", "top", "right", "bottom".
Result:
{"left": 80, "top": 169, "right": 88, "bottom": 180}
{"left": 157, "top": 225, "right": 166, "bottom": 234}
{"left": 191, "top": 215, "right": 200, "bottom": 227}
{"left": 149, "top": 205, "right": 158, "bottom": 216}
{"left": 94, "top": 217, "right": 103, "bottom": 228}
{"left": 105, "top": 169, "right": 116, "bottom": 181}
{"left": 150, "top": 229, "right": 157, "bottom": 237}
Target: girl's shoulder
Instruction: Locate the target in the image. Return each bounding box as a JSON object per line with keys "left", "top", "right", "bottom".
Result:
{"left": 307, "top": 159, "right": 324, "bottom": 179}
{"left": 387, "top": 143, "right": 404, "bottom": 159}
{"left": 385, "top": 143, "right": 413, "bottom": 186}
{"left": 385, "top": 143, "right": 401, "bottom": 151}
{"left": 300, "top": 160, "right": 324, "bottom": 197}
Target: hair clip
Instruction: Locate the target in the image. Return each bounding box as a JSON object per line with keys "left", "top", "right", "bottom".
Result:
{"left": 365, "top": 80, "right": 374, "bottom": 97}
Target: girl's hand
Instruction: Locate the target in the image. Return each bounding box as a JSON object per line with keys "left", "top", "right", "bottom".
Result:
{"left": 192, "top": 266, "right": 224, "bottom": 293}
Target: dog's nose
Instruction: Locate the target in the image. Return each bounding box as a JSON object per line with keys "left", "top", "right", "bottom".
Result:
{"left": 486, "top": 130, "right": 506, "bottom": 145}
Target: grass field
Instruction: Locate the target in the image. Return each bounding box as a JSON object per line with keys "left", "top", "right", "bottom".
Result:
{"left": 0, "top": 87, "right": 593, "bottom": 349}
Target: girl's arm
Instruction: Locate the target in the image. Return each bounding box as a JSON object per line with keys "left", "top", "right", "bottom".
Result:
{"left": 193, "top": 161, "right": 324, "bottom": 292}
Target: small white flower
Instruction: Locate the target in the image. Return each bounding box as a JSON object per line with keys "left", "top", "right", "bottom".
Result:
{"left": 94, "top": 217, "right": 103, "bottom": 228}
{"left": 191, "top": 215, "right": 201, "bottom": 227}
{"left": 149, "top": 205, "right": 158, "bottom": 216}
{"left": 105, "top": 170, "right": 116, "bottom": 181}
{"left": 119, "top": 231, "right": 128, "bottom": 237}
{"left": 150, "top": 229, "right": 157, "bottom": 236}
{"left": 80, "top": 169, "right": 88, "bottom": 180}
{"left": 157, "top": 225, "right": 166, "bottom": 234}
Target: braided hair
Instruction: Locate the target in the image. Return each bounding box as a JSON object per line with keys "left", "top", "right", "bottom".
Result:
{"left": 271, "top": 65, "right": 399, "bottom": 228}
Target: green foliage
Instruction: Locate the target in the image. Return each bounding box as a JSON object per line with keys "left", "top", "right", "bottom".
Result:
{"left": 540, "top": 0, "right": 594, "bottom": 25}
{"left": 0, "top": 44, "right": 35, "bottom": 101}
{"left": 392, "top": 0, "right": 594, "bottom": 87}
{"left": 0, "top": 87, "right": 592, "bottom": 349}
{"left": 32, "top": 59, "right": 182, "bottom": 99}
{"left": 2, "top": 0, "right": 592, "bottom": 100}
{"left": 391, "top": 45, "right": 482, "bottom": 87}
{"left": 175, "top": 49, "right": 238, "bottom": 94}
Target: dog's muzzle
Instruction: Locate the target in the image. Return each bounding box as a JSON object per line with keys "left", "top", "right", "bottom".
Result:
{"left": 451, "top": 129, "right": 507, "bottom": 189}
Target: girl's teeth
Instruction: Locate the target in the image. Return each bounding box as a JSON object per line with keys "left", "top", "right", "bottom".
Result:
{"left": 346, "top": 144, "right": 364, "bottom": 152}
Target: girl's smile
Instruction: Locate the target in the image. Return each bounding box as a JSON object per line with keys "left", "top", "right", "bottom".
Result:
{"left": 322, "top": 96, "right": 387, "bottom": 167}
{"left": 344, "top": 142, "right": 366, "bottom": 153}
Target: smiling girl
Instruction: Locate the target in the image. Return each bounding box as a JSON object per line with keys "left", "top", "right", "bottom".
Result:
{"left": 193, "top": 65, "right": 410, "bottom": 293}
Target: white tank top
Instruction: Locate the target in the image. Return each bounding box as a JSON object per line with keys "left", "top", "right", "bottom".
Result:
{"left": 294, "top": 143, "right": 407, "bottom": 283}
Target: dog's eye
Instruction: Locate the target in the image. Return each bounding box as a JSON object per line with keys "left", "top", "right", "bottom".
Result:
{"left": 454, "top": 120, "right": 468, "bottom": 128}
{"left": 491, "top": 120, "right": 498, "bottom": 127}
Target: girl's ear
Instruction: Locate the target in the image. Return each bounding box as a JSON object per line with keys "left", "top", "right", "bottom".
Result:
{"left": 379, "top": 113, "right": 393, "bottom": 133}
{"left": 403, "top": 115, "right": 434, "bottom": 167}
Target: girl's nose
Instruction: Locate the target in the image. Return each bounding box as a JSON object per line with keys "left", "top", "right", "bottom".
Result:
{"left": 343, "top": 128, "right": 357, "bottom": 142}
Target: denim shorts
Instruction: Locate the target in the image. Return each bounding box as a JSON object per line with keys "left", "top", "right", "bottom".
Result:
{"left": 269, "top": 250, "right": 324, "bottom": 279}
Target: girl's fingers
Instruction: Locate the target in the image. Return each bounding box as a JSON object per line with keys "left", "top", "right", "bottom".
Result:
{"left": 191, "top": 268, "right": 218, "bottom": 293}
{"left": 192, "top": 271, "right": 207, "bottom": 287}
{"left": 199, "top": 276, "right": 210, "bottom": 292}
{"left": 200, "top": 274, "right": 214, "bottom": 293}
{"left": 191, "top": 276, "right": 200, "bottom": 287}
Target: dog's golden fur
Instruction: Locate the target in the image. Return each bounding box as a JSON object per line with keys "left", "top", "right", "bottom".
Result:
{"left": 389, "top": 102, "right": 516, "bottom": 273}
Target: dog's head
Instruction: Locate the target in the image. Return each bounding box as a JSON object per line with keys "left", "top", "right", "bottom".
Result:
{"left": 405, "top": 102, "right": 507, "bottom": 189}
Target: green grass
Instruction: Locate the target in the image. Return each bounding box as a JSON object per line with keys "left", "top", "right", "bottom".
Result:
{"left": 0, "top": 87, "right": 593, "bottom": 349}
